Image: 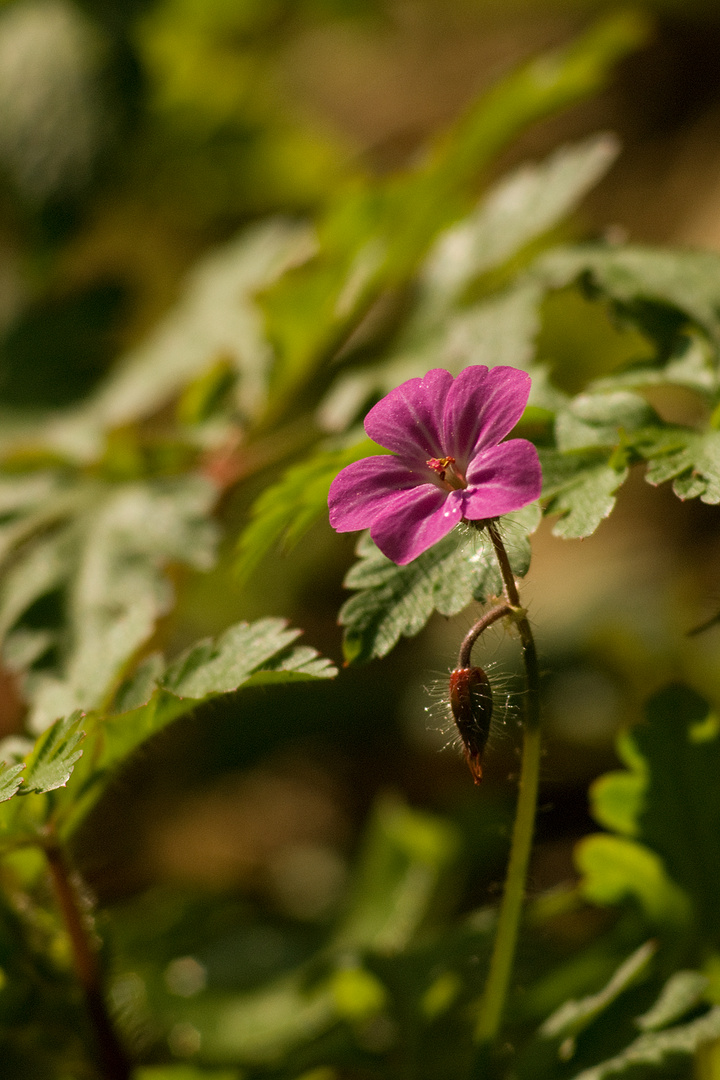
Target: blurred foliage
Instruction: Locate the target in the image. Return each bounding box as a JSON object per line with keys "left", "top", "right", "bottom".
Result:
{"left": 0, "top": 2, "right": 720, "bottom": 1079}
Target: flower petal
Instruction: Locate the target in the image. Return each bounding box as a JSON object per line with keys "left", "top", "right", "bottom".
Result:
{"left": 328, "top": 455, "right": 438, "bottom": 532}
{"left": 461, "top": 439, "right": 542, "bottom": 520}
{"left": 443, "top": 366, "right": 531, "bottom": 465}
{"left": 363, "top": 368, "right": 452, "bottom": 463}
{"left": 370, "top": 487, "right": 463, "bottom": 564}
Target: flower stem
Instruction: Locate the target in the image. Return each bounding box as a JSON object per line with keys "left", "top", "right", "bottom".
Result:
{"left": 44, "top": 834, "right": 131, "bottom": 1080}
{"left": 474, "top": 520, "right": 541, "bottom": 1047}
{"left": 458, "top": 604, "right": 512, "bottom": 669}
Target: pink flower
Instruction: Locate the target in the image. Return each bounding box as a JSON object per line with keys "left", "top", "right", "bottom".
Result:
{"left": 328, "top": 366, "right": 541, "bottom": 565}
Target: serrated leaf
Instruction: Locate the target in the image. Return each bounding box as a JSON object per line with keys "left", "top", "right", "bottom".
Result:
{"left": 0, "top": 762, "right": 24, "bottom": 803}
{"left": 639, "top": 427, "right": 720, "bottom": 504}
{"left": 418, "top": 132, "right": 619, "bottom": 322}
{"left": 161, "top": 617, "right": 336, "bottom": 699}
{"left": 541, "top": 940, "right": 656, "bottom": 1044}
{"left": 20, "top": 712, "right": 84, "bottom": 795}
{"left": 535, "top": 244, "right": 720, "bottom": 349}
{"left": 540, "top": 449, "right": 628, "bottom": 538}
{"left": 339, "top": 504, "right": 540, "bottom": 664}
{"left": 52, "top": 617, "right": 336, "bottom": 837}
{"left": 635, "top": 971, "right": 709, "bottom": 1032}
{"left": 235, "top": 438, "right": 384, "bottom": 583}
{"left": 20, "top": 477, "right": 218, "bottom": 733}
{"left": 571, "top": 1007, "right": 720, "bottom": 1080}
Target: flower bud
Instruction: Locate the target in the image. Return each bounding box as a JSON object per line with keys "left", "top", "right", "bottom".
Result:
{"left": 449, "top": 666, "right": 493, "bottom": 784}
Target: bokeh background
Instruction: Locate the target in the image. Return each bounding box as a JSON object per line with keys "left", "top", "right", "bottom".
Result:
{"left": 2, "top": 0, "right": 720, "bottom": 1040}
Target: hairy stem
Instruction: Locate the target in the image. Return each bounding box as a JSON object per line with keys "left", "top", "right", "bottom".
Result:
{"left": 474, "top": 520, "right": 541, "bottom": 1046}
{"left": 44, "top": 835, "right": 131, "bottom": 1080}
{"left": 458, "top": 603, "right": 512, "bottom": 669}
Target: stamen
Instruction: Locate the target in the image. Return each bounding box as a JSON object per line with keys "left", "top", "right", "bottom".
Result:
{"left": 426, "top": 456, "right": 467, "bottom": 491}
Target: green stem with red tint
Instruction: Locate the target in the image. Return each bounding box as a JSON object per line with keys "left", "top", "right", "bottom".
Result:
{"left": 474, "top": 519, "right": 542, "bottom": 1047}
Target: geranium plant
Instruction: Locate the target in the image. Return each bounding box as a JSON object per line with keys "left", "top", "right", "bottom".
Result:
{"left": 3, "top": 7, "right": 720, "bottom": 1080}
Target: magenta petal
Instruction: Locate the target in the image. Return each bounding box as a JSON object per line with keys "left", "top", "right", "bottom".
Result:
{"left": 443, "top": 366, "right": 531, "bottom": 465}
{"left": 329, "top": 455, "right": 438, "bottom": 532}
{"left": 363, "top": 368, "right": 452, "bottom": 463}
{"left": 370, "top": 487, "right": 463, "bottom": 564}
{"left": 461, "top": 440, "right": 542, "bottom": 520}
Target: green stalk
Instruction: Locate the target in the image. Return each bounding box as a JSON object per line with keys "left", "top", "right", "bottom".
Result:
{"left": 474, "top": 520, "right": 542, "bottom": 1047}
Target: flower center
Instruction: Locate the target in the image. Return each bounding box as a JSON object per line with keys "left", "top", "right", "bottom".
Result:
{"left": 426, "top": 456, "right": 467, "bottom": 491}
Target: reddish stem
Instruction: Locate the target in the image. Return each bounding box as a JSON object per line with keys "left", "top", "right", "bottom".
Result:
{"left": 44, "top": 838, "right": 131, "bottom": 1080}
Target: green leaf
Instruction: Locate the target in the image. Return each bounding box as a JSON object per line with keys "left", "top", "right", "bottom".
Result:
{"left": 639, "top": 427, "right": 720, "bottom": 504}
{"left": 628, "top": 686, "right": 720, "bottom": 939}
{"left": 635, "top": 971, "right": 710, "bottom": 1032}
{"left": 534, "top": 244, "right": 720, "bottom": 351}
{"left": 332, "top": 795, "right": 460, "bottom": 954}
{"left": 0, "top": 762, "right": 24, "bottom": 803}
{"left": 318, "top": 280, "right": 549, "bottom": 434}
{"left": 575, "top": 834, "right": 692, "bottom": 926}
{"left": 36, "top": 220, "right": 314, "bottom": 462}
{"left": 11, "top": 477, "right": 218, "bottom": 733}
{"left": 570, "top": 1007, "right": 720, "bottom": 1080}
{"left": 52, "top": 617, "right": 336, "bottom": 838}
{"left": 164, "top": 799, "right": 459, "bottom": 1066}
{"left": 540, "top": 449, "right": 628, "bottom": 539}
{"left": 541, "top": 940, "right": 656, "bottom": 1045}
{"left": 339, "top": 504, "right": 541, "bottom": 665}
{"left": 555, "top": 392, "right": 656, "bottom": 453}
{"left": 319, "top": 131, "right": 616, "bottom": 435}
{"left": 261, "top": 12, "right": 649, "bottom": 420}
{"left": 161, "top": 617, "right": 337, "bottom": 699}
{"left": 234, "top": 438, "right": 384, "bottom": 583}
{"left": 20, "top": 711, "right": 84, "bottom": 795}
{"left": 588, "top": 730, "right": 648, "bottom": 838}
{"left": 0, "top": 714, "right": 85, "bottom": 837}
{"left": 592, "top": 333, "right": 718, "bottom": 399}
{"left": 578, "top": 685, "right": 720, "bottom": 938}
{"left": 417, "top": 132, "right": 619, "bottom": 324}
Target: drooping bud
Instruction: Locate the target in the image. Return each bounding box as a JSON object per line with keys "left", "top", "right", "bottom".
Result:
{"left": 449, "top": 666, "right": 493, "bottom": 784}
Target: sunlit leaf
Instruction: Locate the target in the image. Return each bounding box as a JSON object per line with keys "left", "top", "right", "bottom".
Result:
{"left": 555, "top": 392, "right": 656, "bottom": 453}
{"left": 20, "top": 711, "right": 84, "bottom": 795}
{"left": 417, "top": 132, "right": 619, "bottom": 324}
{"left": 575, "top": 834, "right": 692, "bottom": 927}
{"left": 339, "top": 504, "right": 540, "bottom": 665}
{"left": 540, "top": 449, "right": 628, "bottom": 539}
{"left": 541, "top": 940, "right": 656, "bottom": 1044}
{"left": 234, "top": 438, "right": 384, "bottom": 583}
{"left": 578, "top": 685, "right": 720, "bottom": 937}
{"left": 318, "top": 280, "right": 549, "bottom": 433}
{"left": 635, "top": 971, "right": 709, "bottom": 1032}
{"left": 15, "top": 477, "right": 217, "bottom": 733}
{"left": 639, "top": 426, "right": 720, "bottom": 504}
{"left": 0, "top": 762, "right": 23, "bottom": 803}
{"left": 54, "top": 617, "right": 336, "bottom": 838}
{"left": 535, "top": 244, "right": 720, "bottom": 350}
{"left": 571, "top": 1007, "right": 720, "bottom": 1080}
